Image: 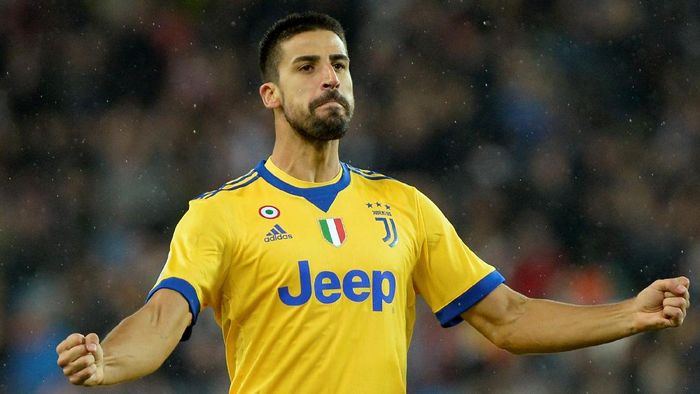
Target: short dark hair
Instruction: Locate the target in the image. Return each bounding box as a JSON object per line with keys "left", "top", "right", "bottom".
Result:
{"left": 259, "top": 12, "right": 346, "bottom": 83}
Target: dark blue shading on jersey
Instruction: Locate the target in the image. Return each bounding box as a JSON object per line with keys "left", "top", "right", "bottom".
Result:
{"left": 346, "top": 164, "right": 392, "bottom": 180}
{"left": 195, "top": 169, "right": 260, "bottom": 199}
{"left": 255, "top": 160, "right": 351, "bottom": 212}
{"left": 146, "top": 277, "right": 200, "bottom": 340}
{"left": 435, "top": 270, "right": 505, "bottom": 328}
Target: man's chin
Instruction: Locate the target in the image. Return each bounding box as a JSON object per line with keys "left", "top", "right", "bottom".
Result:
{"left": 305, "top": 119, "right": 349, "bottom": 141}
{"left": 285, "top": 108, "right": 351, "bottom": 141}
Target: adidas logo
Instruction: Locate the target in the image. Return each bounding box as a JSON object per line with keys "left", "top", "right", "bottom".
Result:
{"left": 264, "top": 224, "right": 293, "bottom": 242}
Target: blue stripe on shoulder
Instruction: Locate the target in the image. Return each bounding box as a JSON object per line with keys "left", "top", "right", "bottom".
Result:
{"left": 219, "top": 173, "right": 260, "bottom": 193}
{"left": 347, "top": 164, "right": 392, "bottom": 180}
{"left": 435, "top": 270, "right": 505, "bottom": 328}
{"left": 195, "top": 170, "right": 260, "bottom": 199}
{"left": 146, "top": 277, "right": 200, "bottom": 341}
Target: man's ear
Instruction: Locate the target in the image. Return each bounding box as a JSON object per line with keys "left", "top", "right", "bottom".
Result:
{"left": 260, "top": 82, "right": 281, "bottom": 109}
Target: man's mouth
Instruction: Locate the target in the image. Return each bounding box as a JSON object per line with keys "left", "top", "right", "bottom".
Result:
{"left": 311, "top": 92, "right": 349, "bottom": 112}
{"left": 317, "top": 101, "right": 342, "bottom": 108}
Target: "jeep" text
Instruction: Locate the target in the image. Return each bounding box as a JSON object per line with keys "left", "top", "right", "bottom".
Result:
{"left": 278, "top": 260, "right": 396, "bottom": 311}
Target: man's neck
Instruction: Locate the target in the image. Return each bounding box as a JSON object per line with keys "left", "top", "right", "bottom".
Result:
{"left": 269, "top": 125, "right": 341, "bottom": 183}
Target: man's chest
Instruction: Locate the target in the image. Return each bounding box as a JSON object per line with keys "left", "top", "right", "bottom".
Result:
{"left": 226, "top": 192, "right": 420, "bottom": 310}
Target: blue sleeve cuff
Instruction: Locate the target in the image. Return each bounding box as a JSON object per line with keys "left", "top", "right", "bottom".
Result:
{"left": 435, "top": 270, "right": 505, "bottom": 328}
{"left": 146, "top": 277, "right": 201, "bottom": 341}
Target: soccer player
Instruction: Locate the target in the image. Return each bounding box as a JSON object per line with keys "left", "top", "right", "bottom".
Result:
{"left": 56, "top": 12, "right": 690, "bottom": 393}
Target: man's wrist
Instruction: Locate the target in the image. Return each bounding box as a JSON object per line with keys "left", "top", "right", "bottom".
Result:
{"left": 625, "top": 297, "right": 645, "bottom": 335}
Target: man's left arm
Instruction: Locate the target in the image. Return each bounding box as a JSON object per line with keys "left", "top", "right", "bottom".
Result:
{"left": 462, "top": 277, "right": 690, "bottom": 354}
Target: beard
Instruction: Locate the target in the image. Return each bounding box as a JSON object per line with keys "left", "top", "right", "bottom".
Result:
{"left": 283, "top": 90, "right": 354, "bottom": 141}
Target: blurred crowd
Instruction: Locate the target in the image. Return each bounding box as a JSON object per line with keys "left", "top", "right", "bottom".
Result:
{"left": 1, "top": 0, "right": 699, "bottom": 393}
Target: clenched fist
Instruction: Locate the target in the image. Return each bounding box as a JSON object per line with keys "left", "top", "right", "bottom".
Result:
{"left": 56, "top": 333, "right": 104, "bottom": 386}
{"left": 634, "top": 277, "right": 691, "bottom": 331}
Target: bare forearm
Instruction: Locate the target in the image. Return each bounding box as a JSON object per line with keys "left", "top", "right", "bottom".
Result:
{"left": 100, "top": 293, "right": 191, "bottom": 384}
{"left": 495, "top": 297, "right": 637, "bottom": 354}
{"left": 464, "top": 279, "right": 689, "bottom": 355}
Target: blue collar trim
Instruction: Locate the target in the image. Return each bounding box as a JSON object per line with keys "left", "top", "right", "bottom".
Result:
{"left": 255, "top": 160, "right": 350, "bottom": 212}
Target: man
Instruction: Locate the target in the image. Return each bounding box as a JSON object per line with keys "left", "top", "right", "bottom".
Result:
{"left": 56, "top": 12, "right": 690, "bottom": 393}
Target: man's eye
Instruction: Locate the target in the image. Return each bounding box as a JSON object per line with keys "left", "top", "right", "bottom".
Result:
{"left": 333, "top": 63, "right": 346, "bottom": 70}
{"left": 299, "top": 64, "right": 313, "bottom": 72}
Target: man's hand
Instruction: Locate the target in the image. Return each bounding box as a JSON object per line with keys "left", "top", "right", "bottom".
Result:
{"left": 634, "top": 277, "right": 691, "bottom": 331}
{"left": 56, "top": 333, "right": 104, "bottom": 386}
{"left": 55, "top": 290, "right": 191, "bottom": 386}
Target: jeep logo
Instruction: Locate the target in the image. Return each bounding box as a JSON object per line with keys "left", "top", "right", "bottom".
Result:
{"left": 278, "top": 260, "right": 396, "bottom": 311}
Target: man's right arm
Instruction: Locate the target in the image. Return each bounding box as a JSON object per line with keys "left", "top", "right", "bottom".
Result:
{"left": 56, "top": 289, "right": 192, "bottom": 386}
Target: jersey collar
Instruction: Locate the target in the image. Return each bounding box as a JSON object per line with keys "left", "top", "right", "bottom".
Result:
{"left": 255, "top": 159, "right": 351, "bottom": 212}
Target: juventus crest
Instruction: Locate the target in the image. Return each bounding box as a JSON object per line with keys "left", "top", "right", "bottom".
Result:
{"left": 366, "top": 201, "right": 399, "bottom": 248}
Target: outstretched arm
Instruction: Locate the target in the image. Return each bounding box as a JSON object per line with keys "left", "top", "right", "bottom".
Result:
{"left": 462, "top": 277, "right": 690, "bottom": 354}
{"left": 56, "top": 289, "right": 191, "bottom": 385}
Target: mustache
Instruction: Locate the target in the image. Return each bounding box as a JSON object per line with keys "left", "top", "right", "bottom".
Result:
{"left": 310, "top": 91, "right": 350, "bottom": 111}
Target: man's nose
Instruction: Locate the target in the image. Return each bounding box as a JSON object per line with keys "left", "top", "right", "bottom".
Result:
{"left": 322, "top": 64, "right": 340, "bottom": 89}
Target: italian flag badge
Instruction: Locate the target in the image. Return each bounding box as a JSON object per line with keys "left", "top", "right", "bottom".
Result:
{"left": 319, "top": 218, "right": 346, "bottom": 247}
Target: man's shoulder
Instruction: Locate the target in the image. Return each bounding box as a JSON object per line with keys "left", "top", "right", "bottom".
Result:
{"left": 345, "top": 163, "right": 393, "bottom": 181}
{"left": 192, "top": 168, "right": 263, "bottom": 202}
{"left": 345, "top": 163, "right": 419, "bottom": 197}
{"left": 181, "top": 167, "right": 265, "bottom": 226}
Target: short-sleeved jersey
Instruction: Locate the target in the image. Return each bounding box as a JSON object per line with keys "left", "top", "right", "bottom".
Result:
{"left": 148, "top": 159, "right": 504, "bottom": 393}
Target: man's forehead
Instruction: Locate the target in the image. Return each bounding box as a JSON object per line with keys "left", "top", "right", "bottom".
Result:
{"left": 279, "top": 30, "right": 348, "bottom": 63}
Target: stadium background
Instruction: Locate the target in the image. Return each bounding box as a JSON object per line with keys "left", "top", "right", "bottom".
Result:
{"left": 1, "top": 1, "right": 699, "bottom": 392}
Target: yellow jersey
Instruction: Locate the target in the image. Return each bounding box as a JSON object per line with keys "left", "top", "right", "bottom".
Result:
{"left": 148, "top": 159, "right": 504, "bottom": 393}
